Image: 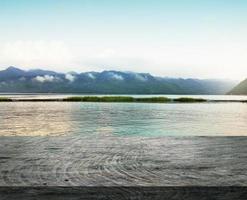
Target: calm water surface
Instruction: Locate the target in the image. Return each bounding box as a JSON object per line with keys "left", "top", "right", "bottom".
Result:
{"left": 0, "top": 101, "right": 247, "bottom": 136}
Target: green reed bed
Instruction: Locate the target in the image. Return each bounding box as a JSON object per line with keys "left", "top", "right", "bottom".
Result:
{"left": 173, "top": 97, "right": 207, "bottom": 103}
{"left": 64, "top": 96, "right": 170, "bottom": 103}
{"left": 0, "top": 97, "right": 12, "bottom": 102}
{"left": 65, "top": 96, "right": 135, "bottom": 102}
{"left": 135, "top": 97, "right": 170, "bottom": 103}
{"left": 0, "top": 96, "right": 210, "bottom": 103}
{"left": 64, "top": 96, "right": 206, "bottom": 103}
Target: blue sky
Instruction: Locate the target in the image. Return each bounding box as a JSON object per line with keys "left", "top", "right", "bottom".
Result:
{"left": 0, "top": 0, "right": 247, "bottom": 79}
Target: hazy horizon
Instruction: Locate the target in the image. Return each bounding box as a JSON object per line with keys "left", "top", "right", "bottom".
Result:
{"left": 0, "top": 0, "right": 247, "bottom": 80}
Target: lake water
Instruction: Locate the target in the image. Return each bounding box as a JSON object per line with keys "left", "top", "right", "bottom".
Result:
{"left": 0, "top": 101, "right": 247, "bottom": 136}
{"left": 0, "top": 95, "right": 247, "bottom": 186}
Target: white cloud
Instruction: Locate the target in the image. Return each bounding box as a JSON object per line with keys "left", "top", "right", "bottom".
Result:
{"left": 134, "top": 74, "right": 147, "bottom": 81}
{"left": 87, "top": 73, "right": 96, "bottom": 79}
{"left": 0, "top": 40, "right": 74, "bottom": 70}
{"left": 65, "top": 74, "right": 75, "bottom": 82}
{"left": 19, "top": 77, "right": 26, "bottom": 81}
{"left": 97, "top": 48, "right": 116, "bottom": 58}
{"left": 0, "top": 39, "right": 247, "bottom": 80}
{"left": 110, "top": 73, "right": 124, "bottom": 81}
{"left": 33, "top": 75, "right": 57, "bottom": 83}
{"left": 33, "top": 76, "right": 46, "bottom": 83}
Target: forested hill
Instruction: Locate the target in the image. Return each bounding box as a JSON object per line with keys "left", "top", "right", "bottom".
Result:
{"left": 228, "top": 79, "right": 247, "bottom": 95}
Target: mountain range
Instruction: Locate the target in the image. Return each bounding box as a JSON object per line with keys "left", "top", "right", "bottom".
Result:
{"left": 0, "top": 66, "right": 238, "bottom": 94}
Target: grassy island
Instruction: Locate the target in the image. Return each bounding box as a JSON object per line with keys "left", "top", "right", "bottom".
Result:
{"left": 0, "top": 97, "right": 12, "bottom": 102}
{"left": 173, "top": 97, "right": 207, "bottom": 103}
{"left": 64, "top": 96, "right": 170, "bottom": 103}
{"left": 65, "top": 96, "right": 134, "bottom": 102}
{"left": 0, "top": 96, "right": 216, "bottom": 103}
{"left": 64, "top": 96, "right": 206, "bottom": 103}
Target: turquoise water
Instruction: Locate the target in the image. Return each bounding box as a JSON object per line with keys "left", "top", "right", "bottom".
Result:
{"left": 0, "top": 101, "right": 247, "bottom": 136}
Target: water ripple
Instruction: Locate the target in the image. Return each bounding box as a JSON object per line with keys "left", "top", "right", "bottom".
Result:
{"left": 0, "top": 136, "right": 247, "bottom": 186}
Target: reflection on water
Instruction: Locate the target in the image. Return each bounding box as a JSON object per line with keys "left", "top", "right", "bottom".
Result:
{"left": 0, "top": 102, "right": 74, "bottom": 136}
{"left": 0, "top": 102, "right": 247, "bottom": 136}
